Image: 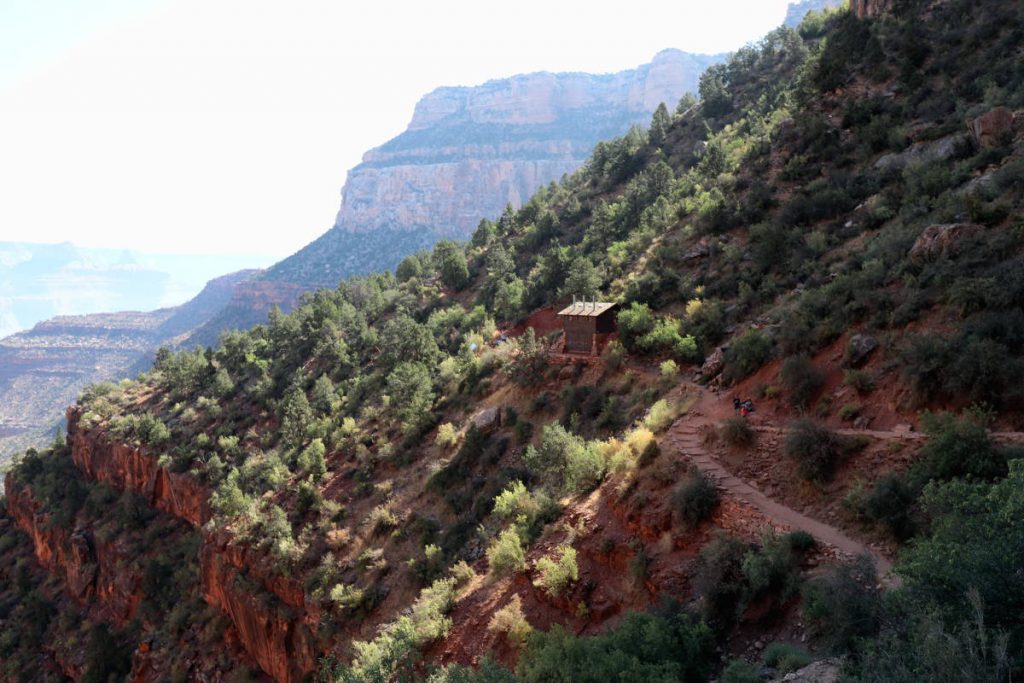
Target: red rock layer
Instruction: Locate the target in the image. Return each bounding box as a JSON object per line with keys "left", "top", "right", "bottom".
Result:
{"left": 3, "top": 474, "right": 142, "bottom": 623}
{"left": 67, "top": 406, "right": 210, "bottom": 526}
{"left": 200, "top": 529, "right": 318, "bottom": 683}
{"left": 65, "top": 407, "right": 318, "bottom": 682}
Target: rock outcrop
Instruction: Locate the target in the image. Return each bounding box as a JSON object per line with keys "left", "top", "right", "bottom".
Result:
{"left": 968, "top": 106, "right": 1015, "bottom": 147}
{"left": 851, "top": 0, "right": 893, "bottom": 18}
{"left": 64, "top": 407, "right": 317, "bottom": 682}
{"left": 200, "top": 529, "right": 318, "bottom": 683}
{"left": 874, "top": 134, "right": 969, "bottom": 173}
{"left": 4, "top": 474, "right": 141, "bottom": 622}
{"left": 845, "top": 334, "right": 879, "bottom": 367}
{"left": 770, "top": 658, "right": 843, "bottom": 682}
{"left": 909, "top": 223, "right": 985, "bottom": 264}
{"left": 67, "top": 406, "right": 210, "bottom": 526}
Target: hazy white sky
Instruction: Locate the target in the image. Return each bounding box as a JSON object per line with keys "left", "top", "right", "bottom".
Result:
{"left": 0, "top": 0, "right": 798, "bottom": 259}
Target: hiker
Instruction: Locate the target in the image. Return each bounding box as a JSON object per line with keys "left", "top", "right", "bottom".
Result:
{"left": 733, "top": 397, "right": 742, "bottom": 412}
{"left": 740, "top": 399, "right": 755, "bottom": 417}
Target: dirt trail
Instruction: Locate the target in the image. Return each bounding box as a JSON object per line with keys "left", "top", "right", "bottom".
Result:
{"left": 663, "top": 388, "right": 895, "bottom": 579}
{"left": 764, "top": 425, "right": 1024, "bottom": 443}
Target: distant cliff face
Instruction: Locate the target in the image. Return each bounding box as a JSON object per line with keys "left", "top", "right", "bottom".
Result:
{"left": 783, "top": 0, "right": 846, "bottom": 26}
{"left": 0, "top": 269, "right": 258, "bottom": 464}
{"left": 264, "top": 49, "right": 723, "bottom": 290}
{"left": 340, "top": 49, "right": 720, "bottom": 238}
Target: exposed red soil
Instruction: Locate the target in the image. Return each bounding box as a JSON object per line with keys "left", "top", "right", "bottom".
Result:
{"left": 507, "top": 307, "right": 562, "bottom": 338}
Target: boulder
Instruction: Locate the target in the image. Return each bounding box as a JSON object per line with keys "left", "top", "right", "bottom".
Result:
{"left": 771, "top": 658, "right": 842, "bottom": 683}
{"left": 874, "top": 134, "right": 968, "bottom": 173}
{"left": 968, "top": 106, "right": 1014, "bottom": 148}
{"left": 909, "top": 223, "right": 984, "bottom": 264}
{"left": 845, "top": 334, "right": 879, "bottom": 367}
{"left": 961, "top": 170, "right": 999, "bottom": 199}
{"left": 470, "top": 406, "right": 502, "bottom": 435}
{"left": 701, "top": 347, "right": 726, "bottom": 379}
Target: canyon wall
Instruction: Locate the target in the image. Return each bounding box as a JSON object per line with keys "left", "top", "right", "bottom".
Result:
{"left": 3, "top": 476, "right": 142, "bottom": 623}
{"left": 201, "top": 529, "right": 319, "bottom": 683}
{"left": 59, "top": 408, "right": 318, "bottom": 682}
{"left": 263, "top": 49, "right": 723, "bottom": 291}
{"left": 67, "top": 406, "right": 210, "bottom": 527}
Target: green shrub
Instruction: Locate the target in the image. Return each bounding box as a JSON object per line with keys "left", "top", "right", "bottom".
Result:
{"left": 83, "top": 624, "right": 132, "bottom": 683}
{"left": 741, "top": 533, "right": 803, "bottom": 601}
{"left": 366, "top": 504, "right": 400, "bottom": 535}
{"left": 720, "top": 417, "right": 755, "bottom": 447}
{"left": 838, "top": 403, "right": 862, "bottom": 421}
{"left": 780, "top": 355, "right": 825, "bottom": 409}
{"left": 487, "top": 529, "right": 525, "bottom": 577}
{"left": 673, "top": 469, "right": 720, "bottom": 529}
{"left": 602, "top": 340, "right": 627, "bottom": 370}
{"left": 843, "top": 368, "right": 876, "bottom": 395}
{"left": 695, "top": 532, "right": 748, "bottom": 625}
{"left": 636, "top": 439, "right": 661, "bottom": 468}
{"left": 762, "top": 643, "right": 812, "bottom": 674}
{"left": 912, "top": 412, "right": 1007, "bottom": 484}
{"left": 860, "top": 473, "right": 917, "bottom": 540}
{"left": 721, "top": 659, "right": 760, "bottom": 683}
{"left": 628, "top": 540, "right": 650, "bottom": 585}
{"left": 896, "top": 463, "right": 1024, "bottom": 637}
{"left": 533, "top": 545, "right": 579, "bottom": 598}
{"left": 802, "top": 556, "right": 881, "bottom": 653}
{"left": 523, "top": 424, "right": 605, "bottom": 494}
{"left": 785, "top": 530, "right": 816, "bottom": 554}
{"left": 516, "top": 610, "right": 713, "bottom": 683}
{"left": 784, "top": 419, "right": 863, "bottom": 483}
{"left": 435, "top": 423, "right": 458, "bottom": 448}
{"left": 724, "top": 329, "right": 773, "bottom": 382}
{"left": 297, "top": 438, "right": 327, "bottom": 479}
{"left": 643, "top": 399, "right": 681, "bottom": 433}
{"left": 488, "top": 595, "right": 532, "bottom": 648}
{"left": 617, "top": 302, "right": 657, "bottom": 351}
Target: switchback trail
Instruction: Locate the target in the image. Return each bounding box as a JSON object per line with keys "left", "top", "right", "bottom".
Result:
{"left": 663, "top": 399, "right": 895, "bottom": 580}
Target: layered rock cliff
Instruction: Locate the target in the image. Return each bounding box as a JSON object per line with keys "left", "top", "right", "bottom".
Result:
{"left": 66, "top": 406, "right": 211, "bottom": 526}
{"left": 62, "top": 407, "right": 318, "bottom": 682}
{"left": 263, "top": 49, "right": 723, "bottom": 291}
{"left": 6, "top": 474, "right": 148, "bottom": 624}
{"left": 201, "top": 529, "right": 319, "bottom": 683}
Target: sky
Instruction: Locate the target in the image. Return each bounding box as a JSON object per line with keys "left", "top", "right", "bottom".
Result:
{"left": 0, "top": 0, "right": 801, "bottom": 261}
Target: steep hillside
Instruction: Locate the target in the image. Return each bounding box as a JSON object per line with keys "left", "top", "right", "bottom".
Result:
{"left": 0, "top": 269, "right": 258, "bottom": 465}
{"left": 3, "top": 2, "right": 1024, "bottom": 682}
